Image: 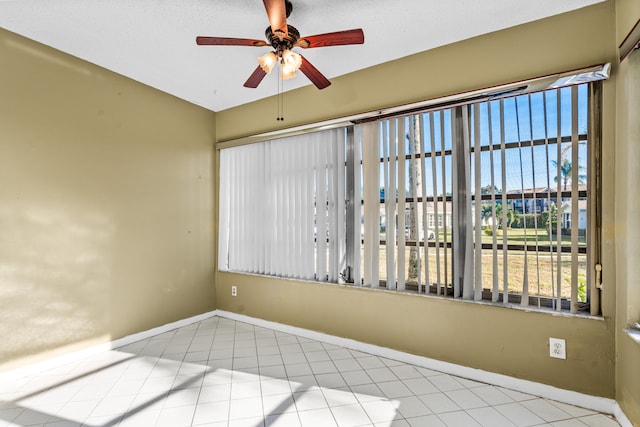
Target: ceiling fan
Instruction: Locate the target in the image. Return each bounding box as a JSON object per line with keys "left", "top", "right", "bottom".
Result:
{"left": 196, "top": 0, "right": 364, "bottom": 90}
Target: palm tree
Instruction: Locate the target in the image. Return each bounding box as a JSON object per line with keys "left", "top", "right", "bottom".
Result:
{"left": 552, "top": 159, "right": 586, "bottom": 191}
{"left": 480, "top": 204, "right": 494, "bottom": 223}
{"left": 406, "top": 118, "right": 421, "bottom": 282}
{"left": 481, "top": 203, "right": 518, "bottom": 229}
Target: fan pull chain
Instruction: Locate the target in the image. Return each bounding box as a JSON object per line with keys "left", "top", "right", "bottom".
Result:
{"left": 276, "top": 64, "right": 285, "bottom": 121}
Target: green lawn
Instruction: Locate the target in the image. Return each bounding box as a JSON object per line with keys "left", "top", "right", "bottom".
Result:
{"left": 478, "top": 227, "right": 586, "bottom": 247}
{"left": 388, "top": 227, "right": 586, "bottom": 247}
{"left": 368, "top": 229, "right": 587, "bottom": 301}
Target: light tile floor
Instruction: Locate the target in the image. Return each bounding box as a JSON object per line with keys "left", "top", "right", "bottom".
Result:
{"left": 0, "top": 317, "right": 621, "bottom": 427}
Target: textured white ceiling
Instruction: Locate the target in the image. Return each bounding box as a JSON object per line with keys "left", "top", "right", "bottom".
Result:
{"left": 0, "top": 0, "right": 603, "bottom": 112}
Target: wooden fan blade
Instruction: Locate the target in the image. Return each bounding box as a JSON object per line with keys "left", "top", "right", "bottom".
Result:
{"left": 295, "top": 29, "right": 364, "bottom": 48}
{"left": 263, "top": 0, "right": 288, "bottom": 36}
{"left": 299, "top": 55, "right": 331, "bottom": 90}
{"left": 196, "top": 36, "right": 267, "bottom": 47}
{"left": 244, "top": 66, "right": 268, "bottom": 88}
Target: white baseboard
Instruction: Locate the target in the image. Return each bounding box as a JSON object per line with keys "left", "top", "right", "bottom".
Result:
{"left": 216, "top": 310, "right": 618, "bottom": 416}
{"left": 0, "top": 309, "right": 631, "bottom": 425}
{"left": 0, "top": 310, "right": 218, "bottom": 385}
{"left": 108, "top": 310, "right": 219, "bottom": 350}
{"left": 614, "top": 403, "right": 634, "bottom": 427}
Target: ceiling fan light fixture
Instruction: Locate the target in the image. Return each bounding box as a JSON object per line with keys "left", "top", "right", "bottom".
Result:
{"left": 281, "top": 64, "right": 297, "bottom": 80}
{"left": 258, "top": 51, "right": 278, "bottom": 74}
{"left": 281, "top": 49, "right": 302, "bottom": 71}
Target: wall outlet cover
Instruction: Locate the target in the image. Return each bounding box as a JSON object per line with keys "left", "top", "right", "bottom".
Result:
{"left": 549, "top": 338, "right": 566, "bottom": 359}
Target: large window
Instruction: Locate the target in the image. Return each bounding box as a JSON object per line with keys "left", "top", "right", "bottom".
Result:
{"left": 354, "top": 83, "right": 600, "bottom": 314}
{"left": 218, "top": 80, "right": 604, "bottom": 314}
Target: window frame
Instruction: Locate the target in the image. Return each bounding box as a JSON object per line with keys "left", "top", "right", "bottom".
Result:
{"left": 347, "top": 82, "right": 604, "bottom": 315}
{"left": 216, "top": 65, "right": 608, "bottom": 316}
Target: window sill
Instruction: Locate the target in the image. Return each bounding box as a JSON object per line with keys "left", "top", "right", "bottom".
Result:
{"left": 412, "top": 290, "right": 605, "bottom": 320}
{"left": 467, "top": 297, "right": 604, "bottom": 320}
{"left": 347, "top": 281, "right": 605, "bottom": 320}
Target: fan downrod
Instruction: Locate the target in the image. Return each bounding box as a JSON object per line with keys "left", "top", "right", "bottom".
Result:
{"left": 265, "top": 0, "right": 297, "bottom": 52}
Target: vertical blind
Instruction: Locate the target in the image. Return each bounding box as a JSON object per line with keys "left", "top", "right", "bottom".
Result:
{"left": 218, "top": 80, "right": 602, "bottom": 314}
{"left": 353, "top": 84, "right": 594, "bottom": 313}
{"left": 218, "top": 128, "right": 347, "bottom": 282}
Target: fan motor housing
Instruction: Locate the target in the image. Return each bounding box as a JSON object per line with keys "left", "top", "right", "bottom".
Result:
{"left": 265, "top": 25, "right": 300, "bottom": 52}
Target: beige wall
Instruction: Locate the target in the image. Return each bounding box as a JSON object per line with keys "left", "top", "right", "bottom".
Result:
{"left": 216, "top": 2, "right": 620, "bottom": 398}
{"left": 0, "top": 28, "right": 217, "bottom": 372}
{"left": 614, "top": 0, "right": 640, "bottom": 423}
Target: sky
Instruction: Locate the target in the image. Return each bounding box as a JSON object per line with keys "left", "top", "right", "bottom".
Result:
{"left": 373, "top": 84, "right": 589, "bottom": 197}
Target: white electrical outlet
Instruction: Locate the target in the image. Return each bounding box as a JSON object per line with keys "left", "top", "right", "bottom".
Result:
{"left": 549, "top": 338, "right": 566, "bottom": 359}
{"left": 231, "top": 285, "right": 237, "bottom": 297}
